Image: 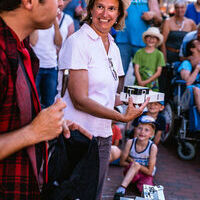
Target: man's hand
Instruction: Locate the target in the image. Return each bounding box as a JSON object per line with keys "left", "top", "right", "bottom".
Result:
{"left": 30, "top": 98, "right": 66, "bottom": 143}
{"left": 63, "top": 120, "right": 93, "bottom": 140}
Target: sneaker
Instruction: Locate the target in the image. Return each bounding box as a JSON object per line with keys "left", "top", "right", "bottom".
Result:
{"left": 113, "top": 192, "right": 124, "bottom": 200}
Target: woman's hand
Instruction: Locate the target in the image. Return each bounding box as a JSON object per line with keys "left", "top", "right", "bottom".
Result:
{"left": 122, "top": 97, "right": 150, "bottom": 123}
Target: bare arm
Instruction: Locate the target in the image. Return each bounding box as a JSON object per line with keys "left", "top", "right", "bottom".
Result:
{"left": 134, "top": 63, "right": 143, "bottom": 85}
{"left": 142, "top": 0, "right": 162, "bottom": 26}
{"left": 54, "top": 18, "right": 63, "bottom": 49}
{"left": 117, "top": 75, "right": 125, "bottom": 94}
{"left": 191, "top": 20, "right": 197, "bottom": 31}
{"left": 30, "top": 30, "right": 38, "bottom": 46}
{"left": 67, "top": 22, "right": 75, "bottom": 38}
{"left": 135, "top": 64, "right": 162, "bottom": 87}
{"left": 153, "top": 130, "right": 162, "bottom": 145}
{"left": 161, "top": 19, "right": 170, "bottom": 62}
{"left": 180, "top": 65, "right": 200, "bottom": 86}
{"left": 139, "top": 144, "right": 157, "bottom": 176}
{"left": 0, "top": 99, "right": 66, "bottom": 160}
{"left": 141, "top": 66, "right": 162, "bottom": 86}
{"left": 120, "top": 139, "right": 133, "bottom": 167}
{"left": 68, "top": 70, "right": 149, "bottom": 123}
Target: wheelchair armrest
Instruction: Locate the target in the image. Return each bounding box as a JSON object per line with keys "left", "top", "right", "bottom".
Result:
{"left": 173, "top": 80, "right": 187, "bottom": 85}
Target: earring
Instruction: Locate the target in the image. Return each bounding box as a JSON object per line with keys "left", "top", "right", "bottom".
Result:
{"left": 90, "top": 16, "right": 92, "bottom": 20}
{"left": 115, "top": 21, "right": 118, "bottom": 24}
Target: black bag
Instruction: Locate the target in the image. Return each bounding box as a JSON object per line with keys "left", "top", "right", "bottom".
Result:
{"left": 41, "top": 130, "right": 99, "bottom": 200}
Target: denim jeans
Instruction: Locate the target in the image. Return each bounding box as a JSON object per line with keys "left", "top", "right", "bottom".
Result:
{"left": 36, "top": 67, "right": 58, "bottom": 108}
{"left": 116, "top": 43, "right": 141, "bottom": 75}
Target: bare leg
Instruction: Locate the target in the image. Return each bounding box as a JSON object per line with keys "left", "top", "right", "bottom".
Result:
{"left": 121, "top": 162, "right": 140, "bottom": 188}
{"left": 109, "top": 145, "right": 121, "bottom": 163}
{"left": 193, "top": 87, "right": 200, "bottom": 114}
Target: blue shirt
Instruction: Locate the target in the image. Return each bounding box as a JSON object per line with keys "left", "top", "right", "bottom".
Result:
{"left": 115, "top": 0, "right": 149, "bottom": 47}
{"left": 178, "top": 60, "right": 200, "bottom": 82}
{"left": 185, "top": 3, "right": 200, "bottom": 25}
{"left": 63, "top": 0, "right": 86, "bottom": 31}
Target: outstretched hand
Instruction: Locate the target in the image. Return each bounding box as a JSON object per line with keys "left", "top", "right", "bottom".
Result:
{"left": 123, "top": 97, "right": 150, "bottom": 123}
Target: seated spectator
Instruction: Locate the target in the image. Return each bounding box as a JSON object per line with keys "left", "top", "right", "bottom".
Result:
{"left": 133, "top": 27, "right": 165, "bottom": 92}
{"left": 178, "top": 39, "right": 200, "bottom": 114}
{"left": 185, "top": 0, "right": 200, "bottom": 25}
{"left": 131, "top": 101, "right": 165, "bottom": 145}
{"left": 179, "top": 23, "right": 200, "bottom": 62}
{"left": 161, "top": 0, "right": 196, "bottom": 64}
{"left": 114, "top": 115, "right": 157, "bottom": 199}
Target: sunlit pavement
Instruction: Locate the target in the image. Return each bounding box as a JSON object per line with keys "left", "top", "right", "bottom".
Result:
{"left": 102, "top": 142, "right": 200, "bottom": 200}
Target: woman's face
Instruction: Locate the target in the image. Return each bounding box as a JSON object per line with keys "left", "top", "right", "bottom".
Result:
{"left": 90, "top": 0, "right": 120, "bottom": 36}
{"left": 192, "top": 40, "right": 200, "bottom": 53}
{"left": 174, "top": 4, "right": 186, "bottom": 18}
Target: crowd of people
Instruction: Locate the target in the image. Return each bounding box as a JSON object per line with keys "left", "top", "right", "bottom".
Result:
{"left": 0, "top": 0, "right": 200, "bottom": 199}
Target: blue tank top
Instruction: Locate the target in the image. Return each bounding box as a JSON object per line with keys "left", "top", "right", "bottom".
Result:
{"left": 115, "top": 0, "right": 150, "bottom": 47}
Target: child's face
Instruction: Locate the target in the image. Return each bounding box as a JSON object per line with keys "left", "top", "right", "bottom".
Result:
{"left": 137, "top": 123, "right": 154, "bottom": 141}
{"left": 147, "top": 102, "right": 164, "bottom": 115}
{"left": 145, "top": 35, "right": 158, "bottom": 48}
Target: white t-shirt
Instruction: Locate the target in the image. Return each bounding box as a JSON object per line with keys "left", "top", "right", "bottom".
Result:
{"left": 58, "top": 23, "right": 124, "bottom": 138}
{"left": 32, "top": 13, "right": 73, "bottom": 69}
{"left": 59, "top": 13, "right": 73, "bottom": 46}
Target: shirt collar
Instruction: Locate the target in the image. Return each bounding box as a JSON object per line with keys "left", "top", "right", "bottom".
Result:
{"left": 82, "top": 23, "right": 114, "bottom": 42}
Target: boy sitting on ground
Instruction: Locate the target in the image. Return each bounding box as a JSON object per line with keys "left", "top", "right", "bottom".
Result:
{"left": 114, "top": 115, "right": 158, "bottom": 199}
{"left": 131, "top": 101, "right": 165, "bottom": 145}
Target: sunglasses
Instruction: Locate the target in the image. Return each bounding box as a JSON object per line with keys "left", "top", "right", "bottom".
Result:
{"left": 108, "top": 58, "right": 118, "bottom": 81}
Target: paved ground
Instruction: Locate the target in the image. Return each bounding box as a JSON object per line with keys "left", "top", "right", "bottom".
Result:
{"left": 102, "top": 141, "right": 200, "bottom": 200}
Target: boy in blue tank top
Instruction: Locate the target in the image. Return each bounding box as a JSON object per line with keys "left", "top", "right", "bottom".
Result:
{"left": 114, "top": 115, "right": 157, "bottom": 199}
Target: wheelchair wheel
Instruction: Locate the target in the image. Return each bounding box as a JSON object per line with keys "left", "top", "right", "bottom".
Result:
{"left": 177, "top": 142, "right": 196, "bottom": 160}
{"left": 161, "top": 102, "right": 175, "bottom": 143}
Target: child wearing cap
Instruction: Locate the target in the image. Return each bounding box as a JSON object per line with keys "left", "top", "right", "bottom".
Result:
{"left": 131, "top": 101, "right": 166, "bottom": 145}
{"left": 133, "top": 27, "right": 165, "bottom": 91}
{"left": 114, "top": 115, "right": 157, "bottom": 199}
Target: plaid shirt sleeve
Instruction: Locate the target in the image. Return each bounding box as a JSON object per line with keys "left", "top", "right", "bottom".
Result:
{"left": 0, "top": 50, "right": 8, "bottom": 107}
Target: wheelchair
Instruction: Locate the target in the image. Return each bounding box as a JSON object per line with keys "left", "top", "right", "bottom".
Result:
{"left": 161, "top": 62, "right": 200, "bottom": 160}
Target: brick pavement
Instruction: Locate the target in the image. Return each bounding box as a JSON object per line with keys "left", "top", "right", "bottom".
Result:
{"left": 102, "top": 142, "right": 200, "bottom": 200}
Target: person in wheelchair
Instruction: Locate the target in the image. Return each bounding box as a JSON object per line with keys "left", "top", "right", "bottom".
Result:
{"left": 178, "top": 39, "right": 200, "bottom": 114}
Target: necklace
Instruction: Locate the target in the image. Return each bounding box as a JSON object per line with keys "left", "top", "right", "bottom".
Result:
{"left": 175, "top": 19, "right": 185, "bottom": 31}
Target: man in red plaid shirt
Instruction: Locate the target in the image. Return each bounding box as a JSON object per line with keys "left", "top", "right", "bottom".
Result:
{"left": 0, "top": 0, "right": 91, "bottom": 199}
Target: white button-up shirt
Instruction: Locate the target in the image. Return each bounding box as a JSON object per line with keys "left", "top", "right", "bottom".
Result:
{"left": 58, "top": 23, "right": 124, "bottom": 137}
